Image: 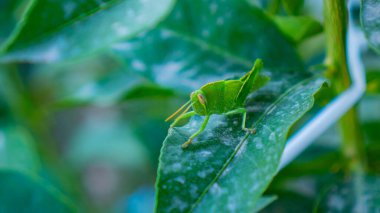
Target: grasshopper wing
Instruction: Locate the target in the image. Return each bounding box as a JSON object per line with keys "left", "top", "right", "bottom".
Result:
{"left": 236, "top": 59, "right": 263, "bottom": 105}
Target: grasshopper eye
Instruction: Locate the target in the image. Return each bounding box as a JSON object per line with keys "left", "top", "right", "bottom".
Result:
{"left": 197, "top": 94, "right": 207, "bottom": 105}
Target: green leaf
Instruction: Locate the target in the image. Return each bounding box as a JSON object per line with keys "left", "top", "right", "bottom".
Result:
{"left": 0, "top": 124, "right": 40, "bottom": 174}
{"left": 359, "top": 95, "right": 380, "bottom": 123}
{"left": 112, "top": 1, "right": 304, "bottom": 94}
{"left": 316, "top": 174, "right": 380, "bottom": 212}
{"left": 273, "top": 16, "right": 323, "bottom": 43}
{"left": 0, "top": 0, "right": 175, "bottom": 62}
{"left": 359, "top": 95, "right": 380, "bottom": 173}
{"left": 0, "top": 171, "right": 75, "bottom": 212}
{"left": 253, "top": 195, "right": 277, "bottom": 212}
{"left": 66, "top": 118, "right": 150, "bottom": 170}
{"left": 0, "top": 0, "right": 27, "bottom": 44}
{"left": 361, "top": 0, "right": 380, "bottom": 55}
{"left": 0, "top": 124, "right": 75, "bottom": 211}
{"left": 110, "top": 1, "right": 324, "bottom": 211}
{"left": 366, "top": 72, "right": 380, "bottom": 94}
{"left": 281, "top": 0, "right": 304, "bottom": 15}
{"left": 56, "top": 70, "right": 175, "bottom": 107}
{"left": 364, "top": 121, "right": 380, "bottom": 173}
{"left": 155, "top": 76, "right": 324, "bottom": 212}
{"left": 247, "top": 0, "right": 280, "bottom": 14}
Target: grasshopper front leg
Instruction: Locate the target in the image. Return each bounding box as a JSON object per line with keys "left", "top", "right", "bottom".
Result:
{"left": 225, "top": 108, "right": 256, "bottom": 134}
{"left": 182, "top": 115, "right": 210, "bottom": 149}
{"left": 170, "top": 111, "right": 197, "bottom": 128}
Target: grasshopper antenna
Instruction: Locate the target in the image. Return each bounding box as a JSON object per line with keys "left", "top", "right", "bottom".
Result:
{"left": 177, "top": 103, "right": 192, "bottom": 118}
{"left": 165, "top": 100, "right": 191, "bottom": 122}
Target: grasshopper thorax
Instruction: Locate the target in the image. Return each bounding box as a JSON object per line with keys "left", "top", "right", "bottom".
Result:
{"left": 190, "top": 90, "right": 208, "bottom": 115}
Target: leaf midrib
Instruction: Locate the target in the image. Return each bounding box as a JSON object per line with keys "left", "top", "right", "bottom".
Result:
{"left": 187, "top": 76, "right": 319, "bottom": 212}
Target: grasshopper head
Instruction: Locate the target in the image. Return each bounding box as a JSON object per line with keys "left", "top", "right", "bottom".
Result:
{"left": 190, "top": 90, "right": 207, "bottom": 115}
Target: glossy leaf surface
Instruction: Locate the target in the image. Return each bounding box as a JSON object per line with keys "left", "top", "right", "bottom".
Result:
{"left": 361, "top": 0, "right": 380, "bottom": 54}
{"left": 0, "top": 0, "right": 175, "bottom": 62}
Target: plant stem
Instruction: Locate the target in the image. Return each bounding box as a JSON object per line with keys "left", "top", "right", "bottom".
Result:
{"left": 323, "top": 0, "right": 366, "bottom": 172}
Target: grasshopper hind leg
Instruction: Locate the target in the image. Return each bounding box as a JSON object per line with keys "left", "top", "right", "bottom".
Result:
{"left": 241, "top": 109, "right": 256, "bottom": 134}
{"left": 225, "top": 108, "right": 256, "bottom": 134}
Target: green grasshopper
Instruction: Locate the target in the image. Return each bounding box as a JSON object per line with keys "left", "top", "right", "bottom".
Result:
{"left": 166, "top": 59, "right": 264, "bottom": 149}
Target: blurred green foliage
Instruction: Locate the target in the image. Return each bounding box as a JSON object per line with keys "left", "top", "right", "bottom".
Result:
{"left": 0, "top": 0, "right": 379, "bottom": 212}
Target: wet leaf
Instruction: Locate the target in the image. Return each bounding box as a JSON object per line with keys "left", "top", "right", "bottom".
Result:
{"left": 0, "top": 124, "right": 75, "bottom": 211}
{"left": 56, "top": 71, "right": 175, "bottom": 107}
{"left": 112, "top": 0, "right": 304, "bottom": 94}
{"left": 281, "top": 0, "right": 304, "bottom": 15}
{"left": 316, "top": 174, "right": 380, "bottom": 212}
{"left": 366, "top": 72, "right": 380, "bottom": 94}
{"left": 253, "top": 195, "right": 277, "bottom": 212}
{"left": 156, "top": 76, "right": 325, "bottom": 212}
{"left": 273, "top": 16, "right": 323, "bottom": 43}
{"left": 361, "top": 0, "right": 380, "bottom": 55}
{"left": 359, "top": 95, "right": 380, "bottom": 173}
{"left": 0, "top": 0, "right": 175, "bottom": 62}
{"left": 0, "top": 125, "right": 40, "bottom": 174}
{"left": 109, "top": 0, "right": 324, "bottom": 211}
{"left": 66, "top": 118, "right": 150, "bottom": 170}
{"left": 0, "top": 0, "right": 26, "bottom": 44}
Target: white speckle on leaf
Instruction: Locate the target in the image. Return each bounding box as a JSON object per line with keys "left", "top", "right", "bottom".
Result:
{"left": 197, "top": 167, "right": 215, "bottom": 179}
{"left": 199, "top": 150, "right": 212, "bottom": 157}
{"left": 126, "top": 9, "right": 136, "bottom": 17}
{"left": 76, "top": 83, "right": 97, "bottom": 99}
{"left": 42, "top": 45, "right": 60, "bottom": 61}
{"left": 154, "top": 61, "right": 183, "bottom": 83}
{"left": 160, "top": 30, "right": 172, "bottom": 39}
{"left": 169, "top": 162, "right": 182, "bottom": 172}
{"left": 131, "top": 59, "right": 147, "bottom": 71}
{"left": 197, "top": 170, "right": 207, "bottom": 178}
{"left": 202, "top": 29, "right": 210, "bottom": 37}
{"left": 168, "top": 197, "right": 188, "bottom": 212}
{"left": 112, "top": 22, "right": 129, "bottom": 36}
{"left": 174, "top": 176, "right": 186, "bottom": 184}
{"left": 221, "top": 166, "right": 232, "bottom": 178}
{"left": 250, "top": 182, "right": 259, "bottom": 192}
{"left": 236, "top": 142, "right": 247, "bottom": 157}
{"left": 269, "top": 132, "right": 276, "bottom": 141}
{"left": 189, "top": 184, "right": 198, "bottom": 198}
{"left": 63, "top": 2, "right": 76, "bottom": 18}
{"left": 217, "top": 17, "right": 224, "bottom": 25}
{"left": 364, "top": 5, "right": 380, "bottom": 22}
{"left": 227, "top": 198, "right": 237, "bottom": 212}
{"left": 112, "top": 42, "right": 133, "bottom": 51}
{"left": 370, "top": 31, "right": 380, "bottom": 45}
{"left": 210, "top": 183, "right": 223, "bottom": 195}
{"left": 210, "top": 3, "right": 218, "bottom": 14}
{"left": 255, "top": 139, "right": 263, "bottom": 149}
{"left": 328, "top": 194, "right": 345, "bottom": 211}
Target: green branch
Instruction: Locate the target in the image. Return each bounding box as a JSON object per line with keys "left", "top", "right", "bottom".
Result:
{"left": 323, "top": 0, "right": 366, "bottom": 172}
